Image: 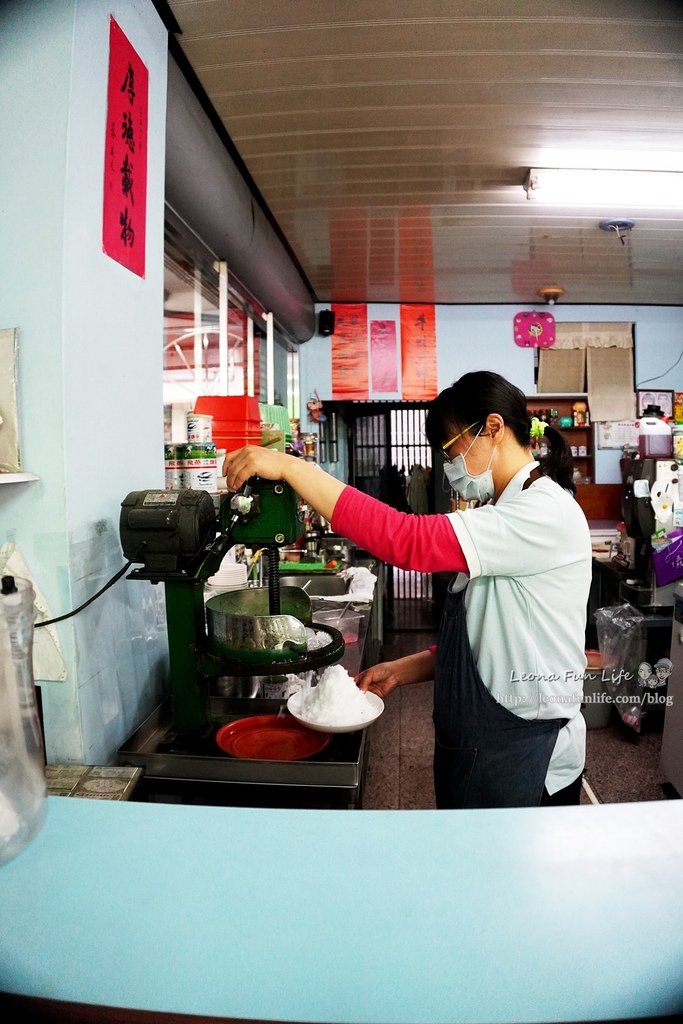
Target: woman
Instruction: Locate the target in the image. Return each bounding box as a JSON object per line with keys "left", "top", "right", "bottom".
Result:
{"left": 223, "top": 371, "right": 592, "bottom": 808}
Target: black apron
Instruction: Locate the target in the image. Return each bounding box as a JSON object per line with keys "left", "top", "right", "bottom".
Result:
{"left": 432, "top": 581, "right": 567, "bottom": 810}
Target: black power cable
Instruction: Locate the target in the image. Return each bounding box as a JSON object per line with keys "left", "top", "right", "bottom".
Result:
{"left": 35, "top": 561, "right": 133, "bottom": 629}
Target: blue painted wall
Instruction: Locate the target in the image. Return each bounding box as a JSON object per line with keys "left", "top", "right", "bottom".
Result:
{"left": 0, "top": 0, "right": 169, "bottom": 764}
{"left": 301, "top": 303, "right": 683, "bottom": 484}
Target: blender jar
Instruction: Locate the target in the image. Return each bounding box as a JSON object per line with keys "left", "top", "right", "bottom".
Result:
{"left": 0, "top": 575, "right": 47, "bottom": 866}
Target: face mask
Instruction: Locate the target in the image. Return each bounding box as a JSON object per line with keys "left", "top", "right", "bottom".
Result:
{"left": 443, "top": 429, "right": 496, "bottom": 502}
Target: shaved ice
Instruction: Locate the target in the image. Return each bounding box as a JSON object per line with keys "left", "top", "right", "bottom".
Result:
{"left": 299, "top": 664, "right": 376, "bottom": 725}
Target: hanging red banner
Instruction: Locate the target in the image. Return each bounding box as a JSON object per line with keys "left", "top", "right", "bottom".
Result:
{"left": 102, "top": 17, "right": 148, "bottom": 277}
{"left": 331, "top": 304, "right": 369, "bottom": 399}
{"left": 400, "top": 304, "right": 437, "bottom": 400}
{"left": 370, "top": 320, "right": 398, "bottom": 392}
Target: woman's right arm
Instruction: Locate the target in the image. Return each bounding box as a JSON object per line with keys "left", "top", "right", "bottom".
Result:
{"left": 356, "top": 648, "right": 436, "bottom": 700}
{"left": 222, "top": 445, "right": 468, "bottom": 574}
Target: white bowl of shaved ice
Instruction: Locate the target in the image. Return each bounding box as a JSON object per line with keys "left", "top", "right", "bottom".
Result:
{"left": 287, "top": 664, "right": 384, "bottom": 733}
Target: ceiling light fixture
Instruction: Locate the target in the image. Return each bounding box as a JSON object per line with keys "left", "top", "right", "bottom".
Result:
{"left": 599, "top": 219, "right": 635, "bottom": 246}
{"left": 537, "top": 285, "right": 565, "bottom": 305}
{"left": 523, "top": 168, "right": 683, "bottom": 207}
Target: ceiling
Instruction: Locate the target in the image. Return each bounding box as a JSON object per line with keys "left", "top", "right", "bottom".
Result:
{"left": 164, "top": 0, "right": 683, "bottom": 308}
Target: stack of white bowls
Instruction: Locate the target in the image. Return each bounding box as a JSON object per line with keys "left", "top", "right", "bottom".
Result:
{"left": 204, "top": 560, "right": 248, "bottom": 601}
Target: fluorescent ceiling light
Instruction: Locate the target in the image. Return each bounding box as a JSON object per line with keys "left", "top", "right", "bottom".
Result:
{"left": 524, "top": 168, "right": 683, "bottom": 207}
{"left": 536, "top": 150, "right": 683, "bottom": 172}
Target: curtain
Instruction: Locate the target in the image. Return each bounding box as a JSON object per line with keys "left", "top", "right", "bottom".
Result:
{"left": 587, "top": 347, "right": 637, "bottom": 421}
{"left": 553, "top": 322, "right": 633, "bottom": 349}
{"left": 537, "top": 323, "right": 635, "bottom": 422}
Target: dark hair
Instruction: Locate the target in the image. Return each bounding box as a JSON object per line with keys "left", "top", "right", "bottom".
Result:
{"left": 425, "top": 370, "right": 576, "bottom": 495}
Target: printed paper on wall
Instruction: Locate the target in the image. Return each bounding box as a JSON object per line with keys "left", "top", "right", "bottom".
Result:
{"left": 370, "top": 320, "right": 398, "bottom": 393}
{"left": 400, "top": 304, "right": 437, "bottom": 400}
{"left": 331, "top": 304, "right": 369, "bottom": 399}
{"left": 102, "top": 17, "right": 149, "bottom": 277}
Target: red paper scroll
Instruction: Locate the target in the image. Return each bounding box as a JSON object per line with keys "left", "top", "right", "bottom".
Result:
{"left": 400, "top": 305, "right": 437, "bottom": 400}
{"left": 370, "top": 320, "right": 398, "bottom": 393}
{"left": 102, "top": 17, "right": 148, "bottom": 277}
{"left": 331, "top": 304, "right": 369, "bottom": 399}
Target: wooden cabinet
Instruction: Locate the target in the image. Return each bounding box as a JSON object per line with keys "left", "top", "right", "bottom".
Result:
{"left": 526, "top": 393, "right": 593, "bottom": 485}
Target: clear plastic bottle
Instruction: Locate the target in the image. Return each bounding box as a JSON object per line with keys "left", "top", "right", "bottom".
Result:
{"left": 0, "top": 575, "right": 47, "bottom": 866}
{"left": 638, "top": 414, "right": 672, "bottom": 459}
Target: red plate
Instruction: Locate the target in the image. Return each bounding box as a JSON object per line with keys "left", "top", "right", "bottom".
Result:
{"left": 215, "top": 715, "right": 332, "bottom": 761}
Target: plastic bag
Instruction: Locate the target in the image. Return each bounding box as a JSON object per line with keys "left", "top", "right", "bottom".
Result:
{"left": 594, "top": 602, "right": 645, "bottom": 732}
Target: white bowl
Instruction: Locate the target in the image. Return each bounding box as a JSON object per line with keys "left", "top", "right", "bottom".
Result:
{"left": 287, "top": 690, "right": 384, "bottom": 734}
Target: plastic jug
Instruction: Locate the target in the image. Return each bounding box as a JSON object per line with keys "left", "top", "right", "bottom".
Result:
{"left": 0, "top": 575, "right": 47, "bottom": 865}
{"left": 638, "top": 408, "right": 672, "bottom": 459}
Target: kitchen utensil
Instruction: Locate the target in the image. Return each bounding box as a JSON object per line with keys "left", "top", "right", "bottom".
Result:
{"left": 312, "top": 606, "right": 363, "bottom": 644}
{"left": 287, "top": 690, "right": 384, "bottom": 734}
{"left": 206, "top": 586, "right": 312, "bottom": 663}
{"left": 215, "top": 715, "right": 332, "bottom": 759}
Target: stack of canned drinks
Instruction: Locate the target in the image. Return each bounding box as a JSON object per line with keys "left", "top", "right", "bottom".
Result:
{"left": 165, "top": 411, "right": 218, "bottom": 492}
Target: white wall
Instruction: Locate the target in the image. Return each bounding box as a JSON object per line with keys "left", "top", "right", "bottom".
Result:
{"left": 301, "top": 303, "right": 683, "bottom": 484}
{"left": 0, "top": 0, "right": 169, "bottom": 764}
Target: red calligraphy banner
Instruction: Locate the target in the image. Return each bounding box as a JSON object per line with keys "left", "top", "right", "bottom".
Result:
{"left": 370, "top": 320, "right": 398, "bottom": 393}
{"left": 102, "top": 17, "right": 148, "bottom": 277}
{"left": 331, "top": 304, "right": 369, "bottom": 399}
{"left": 400, "top": 304, "right": 437, "bottom": 400}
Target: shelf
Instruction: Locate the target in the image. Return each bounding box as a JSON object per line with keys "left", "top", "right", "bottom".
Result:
{"left": 531, "top": 392, "right": 588, "bottom": 399}
{"left": 527, "top": 392, "right": 594, "bottom": 485}
{"left": 0, "top": 472, "right": 39, "bottom": 484}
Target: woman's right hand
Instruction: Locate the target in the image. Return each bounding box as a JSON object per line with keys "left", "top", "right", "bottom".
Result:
{"left": 356, "top": 647, "right": 436, "bottom": 699}
{"left": 356, "top": 661, "right": 405, "bottom": 699}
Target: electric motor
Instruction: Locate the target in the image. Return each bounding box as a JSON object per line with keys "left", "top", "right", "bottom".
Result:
{"left": 120, "top": 490, "right": 217, "bottom": 572}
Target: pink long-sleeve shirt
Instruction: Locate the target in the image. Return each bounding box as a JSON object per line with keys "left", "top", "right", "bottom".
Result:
{"left": 330, "top": 485, "right": 469, "bottom": 575}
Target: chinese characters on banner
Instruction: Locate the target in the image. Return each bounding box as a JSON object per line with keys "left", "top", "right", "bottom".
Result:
{"left": 400, "top": 304, "right": 437, "bottom": 400}
{"left": 331, "top": 304, "right": 369, "bottom": 399}
{"left": 102, "top": 17, "right": 148, "bottom": 277}
{"left": 370, "top": 320, "right": 398, "bottom": 392}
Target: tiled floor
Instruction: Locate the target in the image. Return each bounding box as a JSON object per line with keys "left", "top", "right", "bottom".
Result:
{"left": 363, "top": 627, "right": 437, "bottom": 810}
{"left": 362, "top": 622, "right": 676, "bottom": 809}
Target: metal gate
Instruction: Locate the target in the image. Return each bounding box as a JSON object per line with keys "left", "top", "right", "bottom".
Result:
{"left": 333, "top": 401, "right": 436, "bottom": 631}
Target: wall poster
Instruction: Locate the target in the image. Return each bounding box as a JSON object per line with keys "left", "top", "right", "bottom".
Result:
{"left": 400, "top": 304, "right": 437, "bottom": 400}
{"left": 636, "top": 389, "right": 673, "bottom": 418}
{"left": 331, "top": 304, "right": 369, "bottom": 399}
{"left": 102, "top": 16, "right": 149, "bottom": 277}
{"left": 370, "top": 320, "right": 398, "bottom": 393}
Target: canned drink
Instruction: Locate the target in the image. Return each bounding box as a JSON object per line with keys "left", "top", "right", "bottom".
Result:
{"left": 164, "top": 444, "right": 184, "bottom": 490}
{"left": 182, "top": 442, "right": 217, "bottom": 491}
{"left": 186, "top": 412, "right": 213, "bottom": 443}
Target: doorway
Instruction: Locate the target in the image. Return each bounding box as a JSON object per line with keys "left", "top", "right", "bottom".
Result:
{"left": 323, "top": 401, "right": 439, "bottom": 631}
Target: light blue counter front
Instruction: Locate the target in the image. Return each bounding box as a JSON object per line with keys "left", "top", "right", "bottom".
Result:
{"left": 1, "top": 797, "right": 682, "bottom": 1022}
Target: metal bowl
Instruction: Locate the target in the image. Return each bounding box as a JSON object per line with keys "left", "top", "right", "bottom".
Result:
{"left": 214, "top": 675, "right": 262, "bottom": 698}
{"left": 205, "top": 586, "right": 312, "bottom": 664}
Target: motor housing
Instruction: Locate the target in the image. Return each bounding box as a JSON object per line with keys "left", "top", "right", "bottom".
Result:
{"left": 120, "top": 490, "right": 217, "bottom": 573}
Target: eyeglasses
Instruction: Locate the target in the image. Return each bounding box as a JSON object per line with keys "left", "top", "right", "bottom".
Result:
{"left": 438, "top": 422, "right": 479, "bottom": 462}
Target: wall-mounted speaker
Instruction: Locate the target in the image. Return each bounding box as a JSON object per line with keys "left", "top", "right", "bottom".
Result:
{"left": 318, "top": 309, "right": 335, "bottom": 336}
